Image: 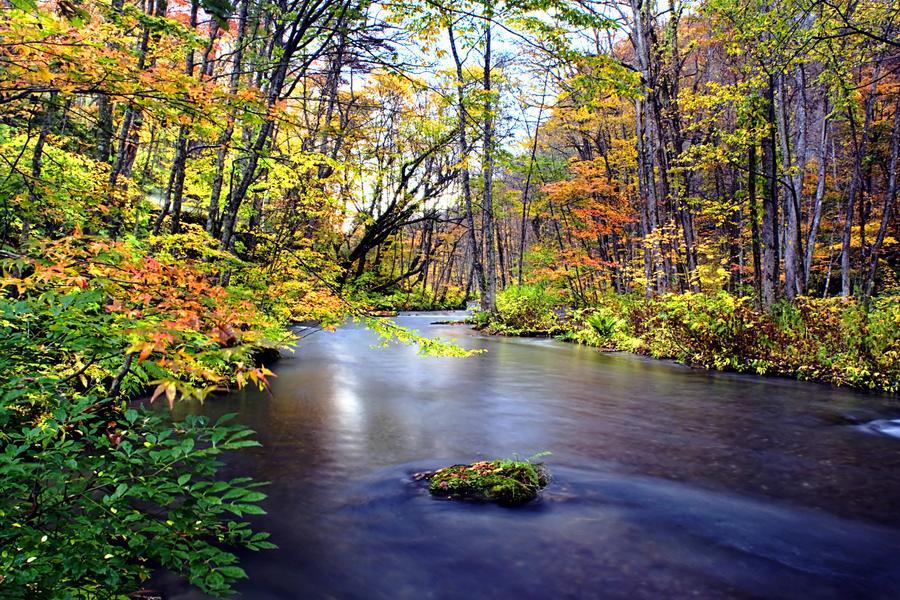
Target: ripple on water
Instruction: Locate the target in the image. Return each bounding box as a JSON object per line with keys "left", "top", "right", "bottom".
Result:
{"left": 858, "top": 419, "right": 900, "bottom": 439}
{"left": 315, "top": 462, "right": 900, "bottom": 600}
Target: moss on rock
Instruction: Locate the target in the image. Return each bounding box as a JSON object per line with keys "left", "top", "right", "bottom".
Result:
{"left": 423, "top": 459, "right": 549, "bottom": 506}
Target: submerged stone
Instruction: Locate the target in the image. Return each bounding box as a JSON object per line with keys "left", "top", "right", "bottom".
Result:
{"left": 820, "top": 408, "right": 881, "bottom": 426}
{"left": 419, "top": 460, "right": 549, "bottom": 506}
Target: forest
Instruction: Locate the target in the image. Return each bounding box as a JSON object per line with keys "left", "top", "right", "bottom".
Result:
{"left": 1, "top": 0, "right": 898, "bottom": 595}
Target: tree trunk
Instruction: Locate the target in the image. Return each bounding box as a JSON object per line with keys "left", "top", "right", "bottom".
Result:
{"left": 778, "top": 69, "right": 807, "bottom": 299}
{"left": 635, "top": 98, "right": 661, "bottom": 295}
{"left": 840, "top": 65, "right": 880, "bottom": 297}
{"left": 864, "top": 94, "right": 899, "bottom": 297}
{"left": 447, "top": 23, "right": 486, "bottom": 304}
{"left": 23, "top": 93, "right": 56, "bottom": 246}
{"left": 517, "top": 73, "right": 548, "bottom": 285}
{"left": 207, "top": 1, "right": 247, "bottom": 236}
{"left": 761, "top": 77, "right": 779, "bottom": 307}
{"left": 480, "top": 11, "right": 497, "bottom": 311}
{"left": 218, "top": 0, "right": 345, "bottom": 251}
{"left": 108, "top": 0, "right": 166, "bottom": 192}
{"left": 804, "top": 101, "right": 829, "bottom": 289}
{"left": 95, "top": 96, "right": 113, "bottom": 163}
{"left": 153, "top": 126, "right": 187, "bottom": 234}
{"left": 167, "top": 0, "right": 198, "bottom": 234}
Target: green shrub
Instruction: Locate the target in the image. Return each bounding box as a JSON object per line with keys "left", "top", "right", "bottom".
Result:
{"left": 561, "top": 300, "right": 640, "bottom": 350}
{"left": 587, "top": 310, "right": 624, "bottom": 339}
{"left": 0, "top": 405, "right": 273, "bottom": 597}
{"left": 0, "top": 240, "right": 278, "bottom": 597}
{"left": 470, "top": 309, "right": 493, "bottom": 329}
{"left": 547, "top": 292, "right": 899, "bottom": 393}
{"left": 493, "top": 285, "right": 558, "bottom": 332}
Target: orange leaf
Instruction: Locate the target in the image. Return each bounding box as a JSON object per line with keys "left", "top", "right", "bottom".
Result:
{"left": 137, "top": 345, "right": 153, "bottom": 364}
{"left": 149, "top": 383, "right": 167, "bottom": 404}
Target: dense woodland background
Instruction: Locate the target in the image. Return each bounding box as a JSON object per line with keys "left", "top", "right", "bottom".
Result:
{"left": 0, "top": 0, "right": 898, "bottom": 595}
{"left": 2, "top": 0, "right": 898, "bottom": 307}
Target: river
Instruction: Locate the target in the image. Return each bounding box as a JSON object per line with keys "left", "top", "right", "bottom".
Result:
{"left": 160, "top": 312, "right": 900, "bottom": 599}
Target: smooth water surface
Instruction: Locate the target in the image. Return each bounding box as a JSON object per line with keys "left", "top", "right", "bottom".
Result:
{"left": 161, "top": 312, "right": 900, "bottom": 599}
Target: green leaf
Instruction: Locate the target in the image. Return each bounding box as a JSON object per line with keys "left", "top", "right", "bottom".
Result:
{"left": 216, "top": 565, "right": 248, "bottom": 579}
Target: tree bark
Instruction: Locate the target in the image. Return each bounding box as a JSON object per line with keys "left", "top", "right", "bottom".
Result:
{"left": 864, "top": 94, "right": 899, "bottom": 297}
{"left": 480, "top": 9, "right": 497, "bottom": 311}
{"left": 517, "top": 73, "right": 548, "bottom": 285}
{"left": 804, "top": 100, "right": 829, "bottom": 289}
{"left": 748, "top": 135, "right": 763, "bottom": 300}
{"left": 447, "top": 22, "right": 486, "bottom": 304}
{"left": 206, "top": 0, "right": 248, "bottom": 236}
{"left": 167, "top": 0, "right": 199, "bottom": 234}
{"left": 840, "top": 65, "right": 880, "bottom": 297}
{"left": 778, "top": 69, "right": 807, "bottom": 299}
{"left": 95, "top": 95, "right": 113, "bottom": 163}
{"left": 23, "top": 93, "right": 56, "bottom": 247}
{"left": 219, "top": 0, "right": 346, "bottom": 251}
{"left": 761, "top": 76, "right": 779, "bottom": 307}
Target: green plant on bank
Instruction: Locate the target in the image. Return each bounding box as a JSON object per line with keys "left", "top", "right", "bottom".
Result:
{"left": 586, "top": 311, "right": 622, "bottom": 339}
{"left": 559, "top": 308, "right": 622, "bottom": 345}
{"left": 0, "top": 238, "right": 286, "bottom": 597}
{"left": 483, "top": 285, "right": 561, "bottom": 334}
{"left": 556, "top": 292, "right": 900, "bottom": 393}
{"left": 0, "top": 406, "right": 273, "bottom": 597}
{"left": 427, "top": 458, "right": 550, "bottom": 506}
{"left": 470, "top": 309, "right": 493, "bottom": 329}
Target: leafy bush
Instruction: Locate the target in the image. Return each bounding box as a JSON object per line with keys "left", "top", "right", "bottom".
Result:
{"left": 560, "top": 302, "right": 639, "bottom": 350}
{"left": 0, "top": 405, "right": 274, "bottom": 597}
{"left": 0, "top": 235, "right": 284, "bottom": 597}
{"left": 547, "top": 292, "right": 898, "bottom": 393}
{"left": 586, "top": 311, "right": 622, "bottom": 338}
{"left": 470, "top": 309, "right": 493, "bottom": 329}
{"left": 492, "top": 285, "right": 559, "bottom": 333}
{"left": 0, "top": 125, "right": 109, "bottom": 240}
{"left": 633, "top": 292, "right": 771, "bottom": 371}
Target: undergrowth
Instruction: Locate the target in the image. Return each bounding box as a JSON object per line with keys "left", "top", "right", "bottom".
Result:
{"left": 483, "top": 288, "right": 900, "bottom": 393}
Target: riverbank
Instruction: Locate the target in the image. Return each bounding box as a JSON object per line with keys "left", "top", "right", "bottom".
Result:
{"left": 474, "top": 287, "right": 900, "bottom": 394}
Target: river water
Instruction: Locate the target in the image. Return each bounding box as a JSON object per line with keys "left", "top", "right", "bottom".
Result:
{"left": 161, "top": 312, "right": 900, "bottom": 599}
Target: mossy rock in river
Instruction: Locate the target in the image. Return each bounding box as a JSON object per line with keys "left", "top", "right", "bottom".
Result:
{"left": 421, "top": 460, "right": 549, "bottom": 506}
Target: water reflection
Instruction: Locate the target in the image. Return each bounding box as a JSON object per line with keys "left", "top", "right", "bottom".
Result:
{"left": 161, "top": 313, "right": 900, "bottom": 599}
